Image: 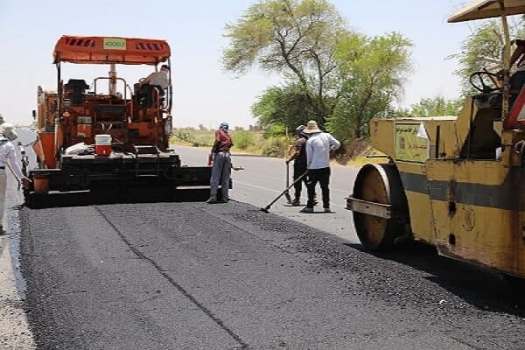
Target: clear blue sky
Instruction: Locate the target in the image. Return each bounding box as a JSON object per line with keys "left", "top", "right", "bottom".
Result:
{"left": 0, "top": 1, "right": 488, "bottom": 127}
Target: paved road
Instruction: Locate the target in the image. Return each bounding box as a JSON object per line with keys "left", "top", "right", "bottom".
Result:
{"left": 10, "top": 139, "right": 525, "bottom": 349}
{"left": 174, "top": 146, "right": 359, "bottom": 243}
{"left": 0, "top": 127, "right": 37, "bottom": 349}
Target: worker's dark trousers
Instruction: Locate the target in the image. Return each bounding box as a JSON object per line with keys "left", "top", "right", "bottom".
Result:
{"left": 306, "top": 167, "right": 330, "bottom": 208}
{"left": 210, "top": 151, "right": 231, "bottom": 200}
{"left": 293, "top": 162, "right": 308, "bottom": 200}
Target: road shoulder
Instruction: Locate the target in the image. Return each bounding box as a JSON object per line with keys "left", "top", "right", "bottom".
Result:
{"left": 0, "top": 174, "right": 35, "bottom": 349}
{"left": 0, "top": 235, "right": 35, "bottom": 349}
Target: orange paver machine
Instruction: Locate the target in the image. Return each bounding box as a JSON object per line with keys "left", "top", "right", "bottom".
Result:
{"left": 27, "top": 35, "right": 210, "bottom": 205}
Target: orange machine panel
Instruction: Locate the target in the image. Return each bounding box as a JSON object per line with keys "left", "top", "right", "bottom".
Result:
{"left": 54, "top": 36, "right": 171, "bottom": 65}
{"left": 34, "top": 132, "right": 57, "bottom": 169}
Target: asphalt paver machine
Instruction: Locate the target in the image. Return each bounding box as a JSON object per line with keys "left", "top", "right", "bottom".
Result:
{"left": 26, "top": 36, "right": 210, "bottom": 206}
{"left": 347, "top": 0, "right": 525, "bottom": 279}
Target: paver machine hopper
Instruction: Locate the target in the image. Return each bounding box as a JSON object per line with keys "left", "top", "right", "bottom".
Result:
{"left": 346, "top": 0, "right": 525, "bottom": 279}
{"left": 26, "top": 36, "right": 210, "bottom": 206}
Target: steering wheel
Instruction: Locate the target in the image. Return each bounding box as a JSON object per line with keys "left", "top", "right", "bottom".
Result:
{"left": 469, "top": 71, "right": 501, "bottom": 93}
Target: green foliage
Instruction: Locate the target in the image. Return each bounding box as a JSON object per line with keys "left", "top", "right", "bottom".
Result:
{"left": 264, "top": 123, "right": 287, "bottom": 137}
{"left": 326, "top": 32, "right": 412, "bottom": 142}
{"left": 171, "top": 128, "right": 290, "bottom": 157}
{"left": 233, "top": 130, "right": 255, "bottom": 150}
{"left": 251, "top": 84, "right": 319, "bottom": 132}
{"left": 225, "top": 0, "right": 412, "bottom": 144}
{"left": 410, "top": 96, "right": 463, "bottom": 117}
{"left": 173, "top": 128, "right": 214, "bottom": 147}
{"left": 260, "top": 136, "right": 290, "bottom": 157}
{"left": 452, "top": 19, "right": 525, "bottom": 94}
{"left": 224, "top": 0, "right": 344, "bottom": 119}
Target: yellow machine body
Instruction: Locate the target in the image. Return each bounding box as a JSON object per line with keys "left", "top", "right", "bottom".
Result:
{"left": 368, "top": 96, "right": 525, "bottom": 277}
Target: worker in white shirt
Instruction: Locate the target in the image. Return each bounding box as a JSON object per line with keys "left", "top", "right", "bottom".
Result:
{"left": 301, "top": 120, "right": 340, "bottom": 214}
{"left": 140, "top": 65, "right": 170, "bottom": 90}
{"left": 0, "top": 124, "right": 30, "bottom": 233}
{"left": 138, "top": 65, "right": 170, "bottom": 106}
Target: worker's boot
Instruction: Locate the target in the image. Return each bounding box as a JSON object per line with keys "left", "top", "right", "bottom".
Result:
{"left": 206, "top": 196, "right": 219, "bottom": 204}
{"left": 291, "top": 197, "right": 301, "bottom": 206}
{"left": 300, "top": 206, "right": 314, "bottom": 213}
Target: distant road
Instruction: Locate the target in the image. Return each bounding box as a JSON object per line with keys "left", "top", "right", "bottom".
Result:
{"left": 174, "top": 145, "right": 360, "bottom": 243}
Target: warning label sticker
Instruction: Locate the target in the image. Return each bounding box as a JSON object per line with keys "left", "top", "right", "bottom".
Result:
{"left": 395, "top": 122, "right": 429, "bottom": 162}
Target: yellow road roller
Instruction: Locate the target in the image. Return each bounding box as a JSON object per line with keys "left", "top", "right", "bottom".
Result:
{"left": 347, "top": 0, "right": 525, "bottom": 279}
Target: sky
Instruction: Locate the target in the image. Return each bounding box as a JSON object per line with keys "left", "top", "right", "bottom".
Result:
{"left": 0, "top": 0, "right": 492, "bottom": 128}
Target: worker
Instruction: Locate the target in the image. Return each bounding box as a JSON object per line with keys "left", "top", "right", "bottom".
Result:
{"left": 140, "top": 64, "right": 170, "bottom": 90}
{"left": 301, "top": 120, "right": 340, "bottom": 214}
{"left": 0, "top": 124, "right": 30, "bottom": 233}
{"left": 286, "top": 125, "right": 310, "bottom": 206}
{"left": 207, "top": 122, "right": 233, "bottom": 204}
{"left": 138, "top": 65, "right": 170, "bottom": 106}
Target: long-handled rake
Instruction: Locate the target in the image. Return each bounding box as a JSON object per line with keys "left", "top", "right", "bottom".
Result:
{"left": 260, "top": 171, "right": 308, "bottom": 213}
{"left": 284, "top": 161, "right": 292, "bottom": 204}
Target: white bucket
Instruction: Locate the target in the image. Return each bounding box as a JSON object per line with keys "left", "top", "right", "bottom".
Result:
{"left": 95, "top": 134, "right": 112, "bottom": 156}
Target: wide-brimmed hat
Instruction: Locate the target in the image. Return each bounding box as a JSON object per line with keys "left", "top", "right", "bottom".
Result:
{"left": 0, "top": 123, "right": 17, "bottom": 141}
{"left": 303, "top": 120, "right": 321, "bottom": 134}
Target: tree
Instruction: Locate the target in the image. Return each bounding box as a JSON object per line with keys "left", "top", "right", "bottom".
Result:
{"left": 326, "top": 32, "right": 412, "bottom": 142}
{"left": 251, "top": 84, "right": 320, "bottom": 131}
{"left": 0, "top": 114, "right": 4, "bottom": 125}
{"left": 410, "top": 96, "right": 463, "bottom": 117}
{"left": 452, "top": 19, "right": 525, "bottom": 94}
{"left": 223, "top": 0, "right": 344, "bottom": 120}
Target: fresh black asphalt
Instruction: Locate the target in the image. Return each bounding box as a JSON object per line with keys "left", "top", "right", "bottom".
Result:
{"left": 19, "top": 200, "right": 525, "bottom": 349}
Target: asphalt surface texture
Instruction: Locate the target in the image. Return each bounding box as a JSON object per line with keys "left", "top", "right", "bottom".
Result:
{"left": 175, "top": 146, "right": 359, "bottom": 243}
{"left": 13, "top": 141, "right": 525, "bottom": 349}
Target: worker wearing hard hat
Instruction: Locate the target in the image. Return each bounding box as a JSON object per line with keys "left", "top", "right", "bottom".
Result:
{"left": 207, "top": 122, "right": 233, "bottom": 204}
{"left": 0, "top": 124, "right": 30, "bottom": 233}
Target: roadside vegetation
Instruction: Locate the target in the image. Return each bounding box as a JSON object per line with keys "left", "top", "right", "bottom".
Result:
{"left": 175, "top": 1, "right": 525, "bottom": 160}
{"left": 223, "top": 0, "right": 412, "bottom": 145}
{"left": 171, "top": 127, "right": 291, "bottom": 157}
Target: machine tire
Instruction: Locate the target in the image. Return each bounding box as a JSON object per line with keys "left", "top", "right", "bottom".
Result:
{"left": 352, "top": 163, "right": 409, "bottom": 251}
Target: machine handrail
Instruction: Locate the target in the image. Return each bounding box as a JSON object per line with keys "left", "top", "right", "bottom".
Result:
{"left": 93, "top": 77, "right": 128, "bottom": 101}
{"left": 93, "top": 77, "right": 134, "bottom": 119}
{"left": 151, "top": 86, "right": 166, "bottom": 113}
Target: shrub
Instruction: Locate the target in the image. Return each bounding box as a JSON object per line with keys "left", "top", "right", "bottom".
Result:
{"left": 261, "top": 136, "right": 289, "bottom": 157}
{"left": 264, "top": 123, "right": 286, "bottom": 138}
{"left": 233, "top": 130, "right": 255, "bottom": 150}
{"left": 172, "top": 129, "right": 214, "bottom": 147}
